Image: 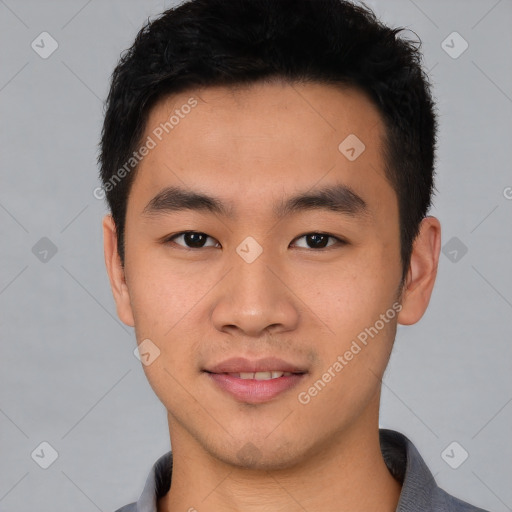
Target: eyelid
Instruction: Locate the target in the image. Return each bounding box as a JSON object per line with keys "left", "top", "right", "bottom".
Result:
{"left": 164, "top": 231, "right": 347, "bottom": 250}
{"left": 164, "top": 231, "right": 219, "bottom": 248}
{"left": 291, "top": 232, "right": 347, "bottom": 249}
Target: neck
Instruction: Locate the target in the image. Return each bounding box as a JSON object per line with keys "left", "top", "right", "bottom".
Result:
{"left": 159, "top": 394, "right": 402, "bottom": 512}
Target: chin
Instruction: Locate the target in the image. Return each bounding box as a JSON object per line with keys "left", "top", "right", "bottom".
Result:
{"left": 211, "top": 437, "right": 307, "bottom": 472}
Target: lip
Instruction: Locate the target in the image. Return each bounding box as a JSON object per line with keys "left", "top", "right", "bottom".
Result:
{"left": 203, "top": 357, "right": 308, "bottom": 404}
{"left": 204, "top": 356, "right": 308, "bottom": 374}
{"left": 206, "top": 372, "right": 307, "bottom": 404}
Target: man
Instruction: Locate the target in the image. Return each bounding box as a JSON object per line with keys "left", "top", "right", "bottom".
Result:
{"left": 98, "top": 0, "right": 490, "bottom": 510}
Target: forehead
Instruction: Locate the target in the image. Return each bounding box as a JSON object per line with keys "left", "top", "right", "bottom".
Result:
{"left": 128, "top": 81, "right": 395, "bottom": 220}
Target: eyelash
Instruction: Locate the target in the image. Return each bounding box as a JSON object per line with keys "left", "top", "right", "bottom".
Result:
{"left": 163, "top": 231, "right": 347, "bottom": 251}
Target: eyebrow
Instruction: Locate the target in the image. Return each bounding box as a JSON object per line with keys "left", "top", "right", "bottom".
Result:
{"left": 142, "top": 183, "right": 369, "bottom": 220}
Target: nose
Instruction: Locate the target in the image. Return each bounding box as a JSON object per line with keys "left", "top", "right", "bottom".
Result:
{"left": 210, "top": 245, "right": 301, "bottom": 338}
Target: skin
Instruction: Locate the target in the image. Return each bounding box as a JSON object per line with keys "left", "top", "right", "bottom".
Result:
{"left": 103, "top": 81, "right": 441, "bottom": 512}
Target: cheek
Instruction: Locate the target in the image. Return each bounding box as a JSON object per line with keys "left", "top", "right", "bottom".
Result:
{"left": 309, "top": 250, "right": 399, "bottom": 334}
{"left": 126, "top": 256, "right": 208, "bottom": 375}
{"left": 126, "top": 253, "right": 200, "bottom": 332}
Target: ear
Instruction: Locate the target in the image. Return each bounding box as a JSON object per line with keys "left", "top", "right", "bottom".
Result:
{"left": 397, "top": 216, "right": 441, "bottom": 325}
{"left": 102, "top": 214, "right": 135, "bottom": 327}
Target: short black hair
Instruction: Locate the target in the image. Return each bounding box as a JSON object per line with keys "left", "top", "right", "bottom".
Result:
{"left": 98, "top": 0, "right": 438, "bottom": 284}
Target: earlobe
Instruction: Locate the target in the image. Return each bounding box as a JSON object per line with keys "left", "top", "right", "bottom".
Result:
{"left": 397, "top": 216, "right": 441, "bottom": 326}
{"left": 102, "top": 214, "right": 135, "bottom": 327}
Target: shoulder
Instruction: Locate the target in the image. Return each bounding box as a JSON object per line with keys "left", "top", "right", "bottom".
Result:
{"left": 113, "top": 502, "right": 137, "bottom": 512}
{"left": 435, "top": 486, "right": 491, "bottom": 512}
{"left": 379, "top": 429, "right": 491, "bottom": 512}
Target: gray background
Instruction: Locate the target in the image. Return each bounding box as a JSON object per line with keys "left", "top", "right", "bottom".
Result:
{"left": 1, "top": 0, "right": 511, "bottom": 510}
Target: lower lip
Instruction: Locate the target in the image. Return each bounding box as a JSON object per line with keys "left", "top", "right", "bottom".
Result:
{"left": 205, "top": 372, "right": 306, "bottom": 404}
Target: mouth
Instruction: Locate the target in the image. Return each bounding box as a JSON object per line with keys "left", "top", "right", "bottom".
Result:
{"left": 204, "top": 372, "right": 307, "bottom": 403}
{"left": 211, "top": 371, "right": 298, "bottom": 380}
{"left": 203, "top": 357, "right": 308, "bottom": 404}
{"left": 204, "top": 356, "right": 308, "bottom": 374}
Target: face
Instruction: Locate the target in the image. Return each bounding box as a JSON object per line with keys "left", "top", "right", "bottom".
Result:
{"left": 103, "top": 81, "right": 439, "bottom": 470}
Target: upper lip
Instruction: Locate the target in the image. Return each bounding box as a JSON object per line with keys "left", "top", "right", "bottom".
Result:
{"left": 204, "top": 357, "right": 308, "bottom": 374}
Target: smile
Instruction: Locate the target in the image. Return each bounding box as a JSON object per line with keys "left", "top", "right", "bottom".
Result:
{"left": 227, "top": 371, "right": 294, "bottom": 380}
{"left": 205, "top": 371, "right": 306, "bottom": 403}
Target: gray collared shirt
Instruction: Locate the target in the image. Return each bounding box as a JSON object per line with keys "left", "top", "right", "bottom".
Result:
{"left": 115, "top": 429, "right": 490, "bottom": 512}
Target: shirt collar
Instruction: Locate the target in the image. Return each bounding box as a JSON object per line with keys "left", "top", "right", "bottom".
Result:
{"left": 134, "top": 429, "right": 441, "bottom": 512}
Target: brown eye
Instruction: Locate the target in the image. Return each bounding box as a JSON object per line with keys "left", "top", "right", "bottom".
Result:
{"left": 292, "top": 233, "right": 346, "bottom": 249}
{"left": 166, "top": 231, "right": 219, "bottom": 249}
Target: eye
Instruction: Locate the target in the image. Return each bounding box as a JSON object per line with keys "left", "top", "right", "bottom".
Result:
{"left": 291, "top": 232, "right": 346, "bottom": 250}
{"left": 163, "top": 231, "right": 346, "bottom": 251}
{"left": 165, "top": 231, "right": 220, "bottom": 249}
